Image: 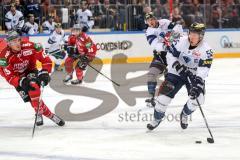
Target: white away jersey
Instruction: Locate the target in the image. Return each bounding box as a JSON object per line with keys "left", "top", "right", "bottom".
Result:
{"left": 45, "top": 29, "right": 67, "bottom": 54}
{"left": 24, "top": 22, "right": 39, "bottom": 35}
{"left": 145, "top": 19, "right": 183, "bottom": 52}
{"left": 167, "top": 36, "right": 213, "bottom": 80}
{"left": 5, "top": 10, "right": 24, "bottom": 30}
{"left": 76, "top": 9, "right": 94, "bottom": 29}
{"left": 42, "top": 21, "right": 55, "bottom": 34}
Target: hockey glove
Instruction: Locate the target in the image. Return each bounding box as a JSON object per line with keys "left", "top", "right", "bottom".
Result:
{"left": 172, "top": 61, "right": 193, "bottom": 79}
{"left": 190, "top": 76, "right": 204, "bottom": 99}
{"left": 77, "top": 55, "right": 89, "bottom": 70}
{"left": 19, "top": 77, "right": 36, "bottom": 92}
{"left": 38, "top": 70, "right": 51, "bottom": 86}
{"left": 82, "top": 26, "right": 89, "bottom": 32}
{"left": 80, "top": 55, "right": 89, "bottom": 63}
{"left": 153, "top": 50, "right": 167, "bottom": 66}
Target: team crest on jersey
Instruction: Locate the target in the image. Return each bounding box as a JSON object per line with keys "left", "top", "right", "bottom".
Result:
{"left": 22, "top": 50, "right": 33, "bottom": 56}
{"left": 14, "top": 60, "right": 29, "bottom": 73}
{"left": 5, "top": 51, "right": 10, "bottom": 59}
{"left": 193, "top": 50, "right": 201, "bottom": 57}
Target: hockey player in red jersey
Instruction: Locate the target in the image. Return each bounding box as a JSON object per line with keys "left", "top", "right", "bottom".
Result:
{"left": 0, "top": 31, "right": 65, "bottom": 126}
{"left": 63, "top": 24, "right": 97, "bottom": 85}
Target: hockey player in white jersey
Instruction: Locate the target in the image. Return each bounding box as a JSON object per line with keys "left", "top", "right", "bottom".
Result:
{"left": 147, "top": 22, "right": 213, "bottom": 130}
{"left": 45, "top": 23, "right": 67, "bottom": 71}
{"left": 4, "top": 3, "right": 24, "bottom": 33}
{"left": 145, "top": 12, "right": 183, "bottom": 107}
{"left": 22, "top": 14, "right": 39, "bottom": 35}
{"left": 75, "top": 2, "right": 94, "bottom": 32}
{"left": 42, "top": 16, "right": 55, "bottom": 34}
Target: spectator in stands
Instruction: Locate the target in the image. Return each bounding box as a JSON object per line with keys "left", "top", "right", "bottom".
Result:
{"left": 211, "top": 5, "right": 221, "bottom": 28}
{"left": 193, "top": 0, "right": 204, "bottom": 23}
{"left": 172, "top": 7, "right": 185, "bottom": 26}
{"left": 22, "top": 14, "right": 39, "bottom": 34}
{"left": 127, "top": 0, "right": 144, "bottom": 30}
{"left": 180, "top": 0, "right": 195, "bottom": 27}
{"left": 90, "top": 0, "right": 104, "bottom": 28}
{"left": 75, "top": 1, "right": 94, "bottom": 32}
{"left": 222, "top": 0, "right": 238, "bottom": 28}
{"left": 5, "top": 3, "right": 24, "bottom": 33}
{"left": 99, "top": 0, "right": 117, "bottom": 28}
{"left": 15, "top": 0, "right": 25, "bottom": 15}
{"left": 153, "top": 0, "right": 168, "bottom": 19}
{"left": 25, "top": 0, "right": 41, "bottom": 24}
{"left": 42, "top": 15, "right": 55, "bottom": 33}
{"left": 135, "top": 5, "right": 152, "bottom": 31}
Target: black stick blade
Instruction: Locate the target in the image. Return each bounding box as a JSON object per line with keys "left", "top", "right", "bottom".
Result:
{"left": 207, "top": 138, "right": 214, "bottom": 143}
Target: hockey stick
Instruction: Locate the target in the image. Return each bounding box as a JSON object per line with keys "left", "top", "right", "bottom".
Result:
{"left": 32, "top": 82, "right": 44, "bottom": 138}
{"left": 187, "top": 77, "right": 214, "bottom": 143}
{"left": 87, "top": 63, "right": 120, "bottom": 87}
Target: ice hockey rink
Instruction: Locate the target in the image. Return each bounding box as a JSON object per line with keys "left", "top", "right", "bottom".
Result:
{"left": 0, "top": 58, "right": 240, "bottom": 160}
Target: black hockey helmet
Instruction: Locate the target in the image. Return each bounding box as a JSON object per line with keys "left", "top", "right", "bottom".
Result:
{"left": 145, "top": 12, "right": 156, "bottom": 20}
{"left": 188, "top": 22, "right": 206, "bottom": 38}
{"left": 55, "top": 23, "right": 62, "bottom": 28}
{"left": 47, "top": 15, "right": 54, "bottom": 20}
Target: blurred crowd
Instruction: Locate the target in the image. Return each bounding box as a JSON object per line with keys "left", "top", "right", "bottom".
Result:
{"left": 0, "top": 0, "right": 240, "bottom": 33}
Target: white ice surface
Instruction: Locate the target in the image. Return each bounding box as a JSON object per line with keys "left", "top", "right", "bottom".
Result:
{"left": 0, "top": 59, "right": 240, "bottom": 160}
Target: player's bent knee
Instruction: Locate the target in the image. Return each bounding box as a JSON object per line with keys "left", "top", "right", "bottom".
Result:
{"left": 147, "top": 67, "right": 163, "bottom": 82}
{"left": 155, "top": 95, "right": 172, "bottom": 113}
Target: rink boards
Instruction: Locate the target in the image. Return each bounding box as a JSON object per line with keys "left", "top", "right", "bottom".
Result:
{"left": 28, "top": 29, "right": 240, "bottom": 64}
{"left": 1, "top": 30, "right": 240, "bottom": 65}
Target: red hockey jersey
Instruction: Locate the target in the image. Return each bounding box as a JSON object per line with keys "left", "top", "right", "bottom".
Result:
{"left": 68, "top": 32, "right": 97, "bottom": 60}
{"left": 0, "top": 40, "right": 52, "bottom": 88}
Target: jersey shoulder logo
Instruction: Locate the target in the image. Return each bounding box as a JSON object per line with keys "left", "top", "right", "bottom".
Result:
{"left": 22, "top": 42, "right": 32, "bottom": 47}
{"left": 22, "top": 50, "right": 33, "bottom": 56}
{"left": 0, "top": 58, "right": 8, "bottom": 67}
{"left": 34, "top": 43, "right": 43, "bottom": 51}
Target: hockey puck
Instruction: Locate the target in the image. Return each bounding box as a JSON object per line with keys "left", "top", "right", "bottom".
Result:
{"left": 195, "top": 141, "right": 202, "bottom": 144}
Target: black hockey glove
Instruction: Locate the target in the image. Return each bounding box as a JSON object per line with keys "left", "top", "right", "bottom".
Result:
{"left": 153, "top": 50, "right": 167, "bottom": 65}
{"left": 80, "top": 55, "right": 89, "bottom": 63}
{"left": 190, "top": 76, "right": 204, "bottom": 99}
{"left": 82, "top": 26, "right": 89, "bottom": 32}
{"left": 19, "top": 77, "right": 36, "bottom": 92}
{"left": 67, "top": 46, "right": 79, "bottom": 59}
{"left": 38, "top": 70, "right": 51, "bottom": 86}
{"left": 172, "top": 61, "right": 193, "bottom": 79}
{"left": 77, "top": 55, "right": 89, "bottom": 70}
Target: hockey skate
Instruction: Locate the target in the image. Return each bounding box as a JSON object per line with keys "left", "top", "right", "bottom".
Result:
{"left": 71, "top": 79, "right": 82, "bottom": 85}
{"left": 63, "top": 75, "right": 73, "bottom": 83}
{"left": 180, "top": 110, "right": 188, "bottom": 129}
{"left": 50, "top": 114, "right": 65, "bottom": 126}
{"left": 35, "top": 114, "right": 44, "bottom": 126}
{"left": 147, "top": 119, "right": 161, "bottom": 130}
{"left": 145, "top": 97, "right": 156, "bottom": 108}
